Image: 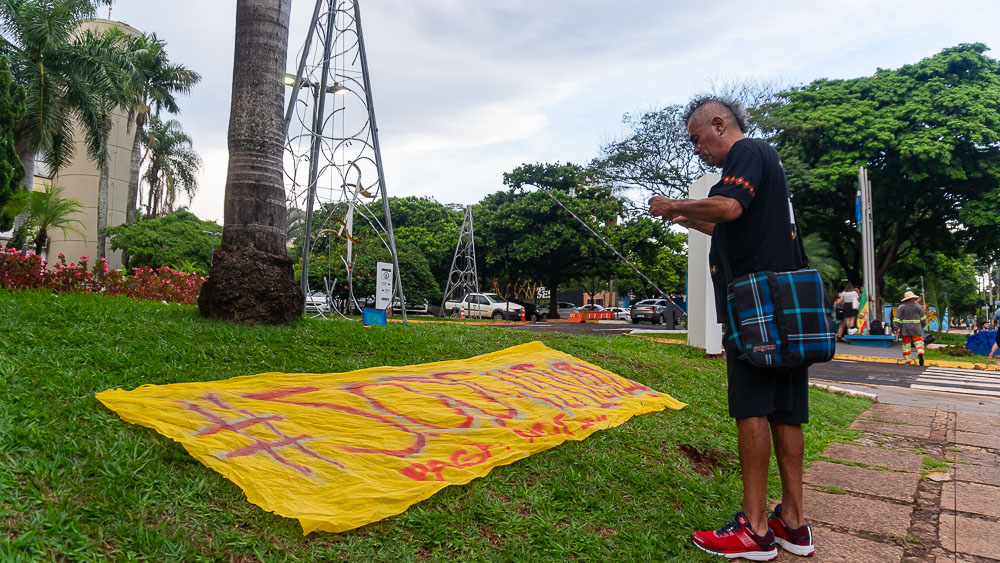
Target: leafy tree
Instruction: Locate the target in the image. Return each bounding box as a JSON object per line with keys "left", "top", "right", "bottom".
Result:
{"left": 2, "top": 184, "right": 84, "bottom": 255}
{"left": 142, "top": 115, "right": 201, "bottom": 217}
{"left": 103, "top": 209, "right": 221, "bottom": 274}
{"left": 603, "top": 217, "right": 688, "bottom": 298}
{"left": 0, "top": 0, "right": 112, "bottom": 186}
{"left": 767, "top": 44, "right": 1000, "bottom": 304}
{"left": 591, "top": 106, "right": 710, "bottom": 206}
{"left": 885, "top": 251, "right": 979, "bottom": 319}
{"left": 198, "top": 0, "right": 301, "bottom": 324}
{"left": 290, "top": 197, "right": 460, "bottom": 303}
{"left": 377, "top": 196, "right": 463, "bottom": 286}
{"left": 123, "top": 32, "right": 200, "bottom": 224}
{"left": 0, "top": 54, "right": 25, "bottom": 231}
{"left": 479, "top": 162, "right": 619, "bottom": 318}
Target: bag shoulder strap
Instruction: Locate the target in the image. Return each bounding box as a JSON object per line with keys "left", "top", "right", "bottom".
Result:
{"left": 715, "top": 194, "right": 808, "bottom": 285}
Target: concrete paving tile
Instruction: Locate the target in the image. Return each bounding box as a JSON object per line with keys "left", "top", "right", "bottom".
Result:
{"left": 945, "top": 445, "right": 999, "bottom": 467}
{"left": 822, "top": 442, "right": 924, "bottom": 472}
{"left": 772, "top": 523, "right": 902, "bottom": 562}
{"left": 941, "top": 481, "right": 1000, "bottom": 517}
{"left": 805, "top": 461, "right": 919, "bottom": 502}
{"left": 851, "top": 419, "right": 932, "bottom": 439}
{"left": 952, "top": 463, "right": 1000, "bottom": 486}
{"left": 938, "top": 512, "right": 1000, "bottom": 559}
{"left": 861, "top": 404, "right": 936, "bottom": 426}
{"left": 954, "top": 412, "right": 1000, "bottom": 434}
{"left": 804, "top": 490, "right": 911, "bottom": 536}
{"left": 954, "top": 431, "right": 1000, "bottom": 449}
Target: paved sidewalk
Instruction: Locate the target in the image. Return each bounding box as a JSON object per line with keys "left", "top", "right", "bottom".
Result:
{"left": 782, "top": 402, "right": 1000, "bottom": 562}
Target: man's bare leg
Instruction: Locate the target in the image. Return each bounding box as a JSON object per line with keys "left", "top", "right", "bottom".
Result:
{"left": 770, "top": 422, "right": 805, "bottom": 529}
{"left": 736, "top": 416, "right": 771, "bottom": 534}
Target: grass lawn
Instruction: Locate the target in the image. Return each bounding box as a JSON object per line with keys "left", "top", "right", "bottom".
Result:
{"left": 0, "top": 290, "right": 871, "bottom": 561}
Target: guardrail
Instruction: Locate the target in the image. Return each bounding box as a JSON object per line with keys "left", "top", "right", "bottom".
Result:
{"left": 568, "top": 310, "right": 616, "bottom": 323}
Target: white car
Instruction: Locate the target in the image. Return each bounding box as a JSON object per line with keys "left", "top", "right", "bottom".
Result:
{"left": 538, "top": 302, "right": 578, "bottom": 320}
{"left": 305, "top": 290, "right": 331, "bottom": 313}
{"left": 607, "top": 307, "right": 631, "bottom": 321}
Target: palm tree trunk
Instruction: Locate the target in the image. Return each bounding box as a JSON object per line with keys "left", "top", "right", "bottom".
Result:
{"left": 145, "top": 169, "right": 157, "bottom": 218}
{"left": 12, "top": 136, "right": 36, "bottom": 247}
{"left": 198, "top": 0, "right": 302, "bottom": 324}
{"left": 33, "top": 229, "right": 46, "bottom": 256}
{"left": 97, "top": 133, "right": 111, "bottom": 259}
{"left": 125, "top": 113, "right": 145, "bottom": 224}
{"left": 14, "top": 135, "right": 35, "bottom": 190}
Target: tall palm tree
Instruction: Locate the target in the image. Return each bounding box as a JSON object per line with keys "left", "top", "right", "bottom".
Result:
{"left": 0, "top": 0, "right": 109, "bottom": 187}
{"left": 123, "top": 32, "right": 199, "bottom": 224}
{"left": 2, "top": 184, "right": 85, "bottom": 255}
{"left": 78, "top": 25, "right": 134, "bottom": 259}
{"left": 142, "top": 116, "right": 200, "bottom": 217}
{"left": 198, "top": 0, "right": 302, "bottom": 324}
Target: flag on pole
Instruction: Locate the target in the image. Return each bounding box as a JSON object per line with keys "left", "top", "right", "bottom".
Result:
{"left": 856, "top": 287, "right": 869, "bottom": 334}
{"left": 855, "top": 189, "right": 862, "bottom": 233}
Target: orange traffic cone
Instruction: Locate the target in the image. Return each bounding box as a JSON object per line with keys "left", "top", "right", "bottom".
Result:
{"left": 460, "top": 305, "right": 465, "bottom": 319}
{"left": 520, "top": 307, "right": 526, "bottom": 321}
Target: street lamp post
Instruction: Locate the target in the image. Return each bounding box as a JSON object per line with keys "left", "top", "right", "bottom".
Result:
{"left": 201, "top": 230, "right": 221, "bottom": 266}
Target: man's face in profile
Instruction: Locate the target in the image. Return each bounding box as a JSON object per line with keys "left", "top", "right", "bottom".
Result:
{"left": 687, "top": 113, "right": 727, "bottom": 168}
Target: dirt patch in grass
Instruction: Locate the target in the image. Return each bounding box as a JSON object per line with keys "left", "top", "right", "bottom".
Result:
{"left": 676, "top": 443, "right": 732, "bottom": 477}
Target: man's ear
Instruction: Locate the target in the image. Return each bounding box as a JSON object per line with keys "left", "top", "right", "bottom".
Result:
{"left": 711, "top": 115, "right": 726, "bottom": 136}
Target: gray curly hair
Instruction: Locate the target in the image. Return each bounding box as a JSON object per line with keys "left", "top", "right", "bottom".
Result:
{"left": 682, "top": 96, "right": 749, "bottom": 134}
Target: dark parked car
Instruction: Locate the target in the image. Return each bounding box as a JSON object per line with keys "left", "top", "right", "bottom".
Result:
{"left": 509, "top": 299, "right": 540, "bottom": 321}
{"left": 630, "top": 298, "right": 685, "bottom": 326}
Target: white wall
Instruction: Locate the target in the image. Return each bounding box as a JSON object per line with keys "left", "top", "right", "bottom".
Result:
{"left": 686, "top": 174, "right": 723, "bottom": 354}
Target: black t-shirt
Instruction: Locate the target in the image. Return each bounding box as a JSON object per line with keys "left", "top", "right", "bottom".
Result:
{"left": 708, "top": 138, "right": 804, "bottom": 321}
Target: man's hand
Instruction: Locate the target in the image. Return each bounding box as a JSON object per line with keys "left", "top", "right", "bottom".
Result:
{"left": 648, "top": 196, "right": 679, "bottom": 221}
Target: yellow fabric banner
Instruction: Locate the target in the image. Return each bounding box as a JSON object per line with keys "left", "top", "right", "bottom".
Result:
{"left": 96, "top": 341, "right": 685, "bottom": 534}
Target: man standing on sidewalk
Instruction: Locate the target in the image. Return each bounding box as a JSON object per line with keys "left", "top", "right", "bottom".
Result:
{"left": 896, "top": 291, "right": 927, "bottom": 365}
{"left": 649, "top": 96, "right": 814, "bottom": 561}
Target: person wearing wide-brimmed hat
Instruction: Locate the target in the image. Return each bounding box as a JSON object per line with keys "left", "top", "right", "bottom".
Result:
{"left": 896, "top": 291, "right": 926, "bottom": 365}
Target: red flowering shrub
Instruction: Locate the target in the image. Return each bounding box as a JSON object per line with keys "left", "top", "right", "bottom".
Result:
{"left": 0, "top": 248, "right": 204, "bottom": 305}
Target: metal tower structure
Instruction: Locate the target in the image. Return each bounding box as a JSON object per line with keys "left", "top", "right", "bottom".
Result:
{"left": 440, "top": 206, "right": 480, "bottom": 318}
{"left": 284, "top": 0, "right": 407, "bottom": 320}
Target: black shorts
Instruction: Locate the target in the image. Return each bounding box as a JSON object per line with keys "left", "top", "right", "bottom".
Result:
{"left": 724, "top": 340, "right": 809, "bottom": 424}
{"left": 843, "top": 305, "right": 856, "bottom": 318}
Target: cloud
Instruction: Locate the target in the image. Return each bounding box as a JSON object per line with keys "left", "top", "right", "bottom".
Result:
{"left": 110, "top": 0, "right": 1000, "bottom": 218}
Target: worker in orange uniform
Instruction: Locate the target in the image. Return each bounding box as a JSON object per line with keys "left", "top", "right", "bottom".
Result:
{"left": 895, "top": 291, "right": 926, "bottom": 365}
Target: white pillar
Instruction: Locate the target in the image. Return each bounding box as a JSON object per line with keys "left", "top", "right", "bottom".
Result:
{"left": 687, "top": 174, "right": 723, "bottom": 354}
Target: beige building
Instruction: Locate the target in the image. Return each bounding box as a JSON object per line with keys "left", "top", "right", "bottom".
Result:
{"left": 1, "top": 19, "right": 139, "bottom": 269}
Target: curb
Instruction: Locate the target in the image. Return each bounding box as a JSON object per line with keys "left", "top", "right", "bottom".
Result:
{"left": 808, "top": 382, "right": 879, "bottom": 401}
{"left": 833, "top": 353, "right": 1000, "bottom": 371}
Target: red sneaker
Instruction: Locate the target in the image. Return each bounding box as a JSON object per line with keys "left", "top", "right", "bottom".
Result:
{"left": 767, "top": 503, "right": 814, "bottom": 556}
{"left": 691, "top": 512, "right": 777, "bottom": 561}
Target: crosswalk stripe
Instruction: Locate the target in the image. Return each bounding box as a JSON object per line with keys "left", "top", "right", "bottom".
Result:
{"left": 924, "top": 367, "right": 999, "bottom": 376}
{"left": 915, "top": 376, "right": 1000, "bottom": 389}
{"left": 911, "top": 384, "right": 1000, "bottom": 397}
{"left": 918, "top": 372, "right": 1000, "bottom": 383}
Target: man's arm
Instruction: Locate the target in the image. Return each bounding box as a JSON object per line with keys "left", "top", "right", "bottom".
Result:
{"left": 648, "top": 195, "right": 743, "bottom": 224}
{"left": 672, "top": 216, "right": 715, "bottom": 235}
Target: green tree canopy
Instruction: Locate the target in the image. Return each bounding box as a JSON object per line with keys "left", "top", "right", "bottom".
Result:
{"left": 0, "top": 54, "right": 25, "bottom": 230}
{"left": 768, "top": 43, "right": 1000, "bottom": 302}
{"left": 591, "top": 106, "right": 710, "bottom": 206}
{"left": 603, "top": 217, "right": 688, "bottom": 297}
{"left": 477, "top": 162, "right": 619, "bottom": 316}
{"left": 2, "top": 184, "right": 83, "bottom": 255}
{"left": 103, "top": 209, "right": 222, "bottom": 274}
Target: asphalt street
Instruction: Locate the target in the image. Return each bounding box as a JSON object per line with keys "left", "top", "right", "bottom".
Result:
{"left": 494, "top": 320, "right": 1000, "bottom": 414}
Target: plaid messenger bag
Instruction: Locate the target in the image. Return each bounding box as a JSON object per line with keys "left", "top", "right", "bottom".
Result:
{"left": 719, "top": 200, "right": 836, "bottom": 368}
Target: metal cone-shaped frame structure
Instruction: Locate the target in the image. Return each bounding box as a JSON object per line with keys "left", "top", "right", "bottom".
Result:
{"left": 284, "top": 0, "right": 406, "bottom": 320}
{"left": 440, "top": 206, "right": 480, "bottom": 318}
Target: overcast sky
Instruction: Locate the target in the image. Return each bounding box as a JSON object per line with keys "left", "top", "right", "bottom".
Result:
{"left": 106, "top": 0, "right": 1000, "bottom": 223}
